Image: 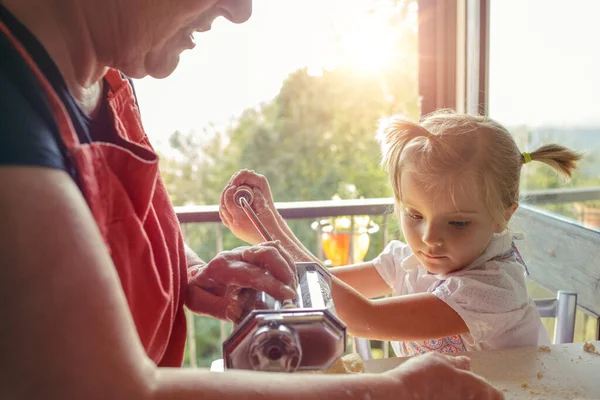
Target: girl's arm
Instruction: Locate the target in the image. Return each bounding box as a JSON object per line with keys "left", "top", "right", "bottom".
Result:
{"left": 331, "top": 262, "right": 392, "bottom": 299}
{"left": 276, "top": 238, "right": 467, "bottom": 341}
{"left": 331, "top": 278, "right": 469, "bottom": 341}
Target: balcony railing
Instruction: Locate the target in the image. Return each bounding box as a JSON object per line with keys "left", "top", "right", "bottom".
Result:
{"left": 176, "top": 186, "right": 600, "bottom": 223}
{"left": 176, "top": 187, "right": 600, "bottom": 365}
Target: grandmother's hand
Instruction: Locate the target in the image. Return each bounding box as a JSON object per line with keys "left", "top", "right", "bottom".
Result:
{"left": 219, "top": 169, "right": 282, "bottom": 245}
{"left": 384, "top": 353, "right": 504, "bottom": 400}
{"left": 186, "top": 241, "right": 297, "bottom": 323}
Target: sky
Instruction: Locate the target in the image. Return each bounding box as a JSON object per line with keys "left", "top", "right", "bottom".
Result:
{"left": 133, "top": 0, "right": 600, "bottom": 153}
{"left": 488, "top": 0, "right": 600, "bottom": 127}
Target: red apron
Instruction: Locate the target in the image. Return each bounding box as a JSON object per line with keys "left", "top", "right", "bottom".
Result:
{"left": 0, "top": 22, "right": 188, "bottom": 366}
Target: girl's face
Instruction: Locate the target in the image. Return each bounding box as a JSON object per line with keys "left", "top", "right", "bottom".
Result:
{"left": 399, "top": 171, "right": 501, "bottom": 275}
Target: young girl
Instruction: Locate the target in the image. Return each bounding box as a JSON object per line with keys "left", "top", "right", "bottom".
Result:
{"left": 219, "top": 110, "right": 582, "bottom": 357}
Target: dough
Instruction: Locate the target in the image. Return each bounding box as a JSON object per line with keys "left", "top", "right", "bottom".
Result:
{"left": 583, "top": 341, "right": 598, "bottom": 355}
{"left": 302, "top": 353, "right": 366, "bottom": 374}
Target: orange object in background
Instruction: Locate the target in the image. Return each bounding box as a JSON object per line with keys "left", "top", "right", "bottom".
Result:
{"left": 322, "top": 231, "right": 371, "bottom": 266}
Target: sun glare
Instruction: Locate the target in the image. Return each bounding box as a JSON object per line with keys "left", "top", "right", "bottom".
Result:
{"left": 324, "top": 2, "right": 405, "bottom": 74}
{"left": 336, "top": 22, "right": 396, "bottom": 73}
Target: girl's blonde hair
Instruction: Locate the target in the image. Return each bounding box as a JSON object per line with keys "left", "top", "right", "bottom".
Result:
{"left": 376, "top": 109, "right": 583, "bottom": 225}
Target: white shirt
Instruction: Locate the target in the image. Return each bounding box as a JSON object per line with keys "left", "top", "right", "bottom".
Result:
{"left": 372, "top": 230, "right": 550, "bottom": 356}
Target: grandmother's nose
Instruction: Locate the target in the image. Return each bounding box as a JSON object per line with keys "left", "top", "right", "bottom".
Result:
{"left": 218, "top": 0, "right": 252, "bottom": 24}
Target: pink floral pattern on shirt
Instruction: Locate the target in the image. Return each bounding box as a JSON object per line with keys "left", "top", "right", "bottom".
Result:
{"left": 402, "top": 335, "right": 466, "bottom": 356}
{"left": 491, "top": 240, "right": 529, "bottom": 275}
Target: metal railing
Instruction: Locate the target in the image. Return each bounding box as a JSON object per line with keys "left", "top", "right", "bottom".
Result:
{"left": 176, "top": 186, "right": 600, "bottom": 223}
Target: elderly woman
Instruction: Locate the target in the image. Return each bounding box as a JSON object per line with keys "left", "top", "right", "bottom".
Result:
{"left": 0, "top": 1, "right": 502, "bottom": 399}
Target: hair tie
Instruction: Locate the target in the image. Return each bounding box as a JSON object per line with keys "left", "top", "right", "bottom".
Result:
{"left": 522, "top": 152, "right": 532, "bottom": 164}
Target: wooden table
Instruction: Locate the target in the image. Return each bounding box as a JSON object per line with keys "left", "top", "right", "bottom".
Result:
{"left": 364, "top": 342, "right": 600, "bottom": 399}
{"left": 211, "top": 341, "right": 600, "bottom": 399}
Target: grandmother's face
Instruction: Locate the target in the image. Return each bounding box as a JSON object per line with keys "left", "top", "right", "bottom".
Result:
{"left": 116, "top": 0, "right": 252, "bottom": 79}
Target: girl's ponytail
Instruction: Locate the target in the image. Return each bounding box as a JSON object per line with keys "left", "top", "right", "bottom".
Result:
{"left": 525, "top": 144, "right": 583, "bottom": 178}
